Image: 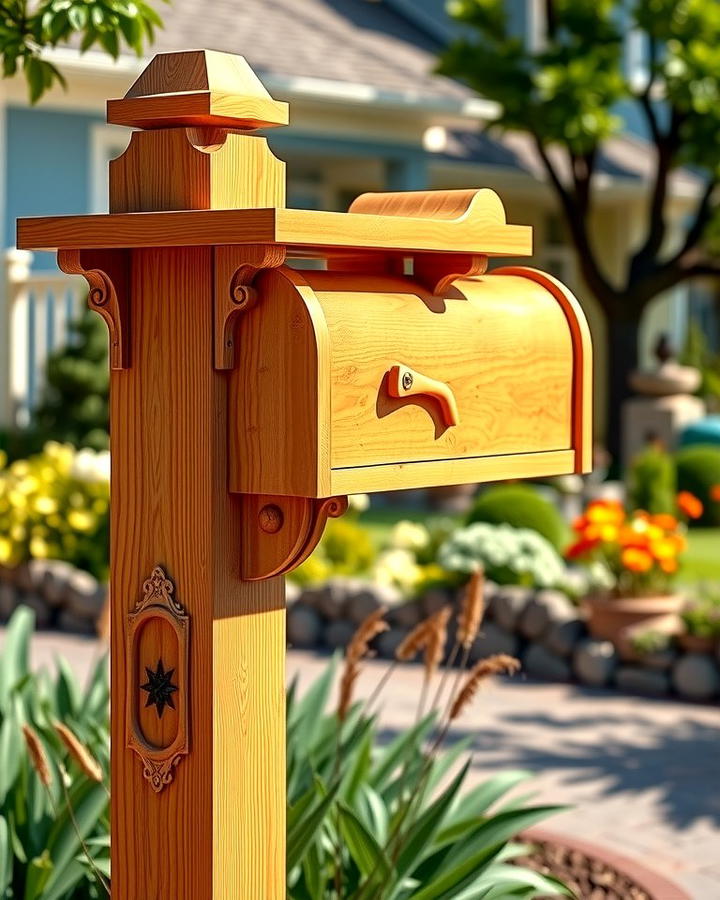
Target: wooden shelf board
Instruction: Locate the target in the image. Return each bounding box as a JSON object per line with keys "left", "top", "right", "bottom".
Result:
{"left": 17, "top": 207, "right": 532, "bottom": 256}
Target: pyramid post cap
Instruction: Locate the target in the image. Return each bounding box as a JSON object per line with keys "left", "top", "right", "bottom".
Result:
{"left": 107, "top": 49, "right": 288, "bottom": 131}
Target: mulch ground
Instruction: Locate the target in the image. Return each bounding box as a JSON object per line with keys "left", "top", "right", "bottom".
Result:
{"left": 518, "top": 839, "right": 651, "bottom": 900}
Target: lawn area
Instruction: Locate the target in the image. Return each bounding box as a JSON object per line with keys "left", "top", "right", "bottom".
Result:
{"left": 358, "top": 504, "right": 720, "bottom": 586}
{"left": 683, "top": 528, "right": 720, "bottom": 583}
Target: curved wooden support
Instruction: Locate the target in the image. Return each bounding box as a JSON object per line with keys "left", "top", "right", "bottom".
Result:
{"left": 57, "top": 248, "right": 130, "bottom": 369}
{"left": 214, "top": 244, "right": 286, "bottom": 369}
{"left": 241, "top": 494, "right": 348, "bottom": 581}
{"left": 413, "top": 252, "right": 488, "bottom": 296}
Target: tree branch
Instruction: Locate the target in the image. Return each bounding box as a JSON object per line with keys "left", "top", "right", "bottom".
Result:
{"left": 531, "top": 135, "right": 616, "bottom": 308}
{"left": 632, "top": 107, "right": 685, "bottom": 271}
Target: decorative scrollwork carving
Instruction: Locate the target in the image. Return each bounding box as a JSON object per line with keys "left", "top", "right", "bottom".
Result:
{"left": 126, "top": 565, "right": 190, "bottom": 794}
{"left": 57, "top": 248, "right": 130, "bottom": 369}
{"left": 214, "top": 244, "right": 286, "bottom": 369}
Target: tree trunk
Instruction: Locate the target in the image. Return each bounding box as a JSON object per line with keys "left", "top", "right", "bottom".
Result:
{"left": 605, "top": 314, "right": 642, "bottom": 472}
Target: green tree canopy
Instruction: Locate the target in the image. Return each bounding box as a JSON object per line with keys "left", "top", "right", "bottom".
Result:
{"left": 439, "top": 0, "right": 720, "bottom": 463}
{"left": 0, "top": 0, "right": 164, "bottom": 102}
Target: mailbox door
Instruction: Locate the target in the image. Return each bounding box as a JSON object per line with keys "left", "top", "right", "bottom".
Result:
{"left": 305, "top": 271, "right": 574, "bottom": 469}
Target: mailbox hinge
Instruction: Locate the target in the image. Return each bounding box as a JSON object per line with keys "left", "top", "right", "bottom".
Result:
{"left": 240, "top": 494, "right": 348, "bottom": 581}
{"left": 213, "top": 244, "right": 286, "bottom": 369}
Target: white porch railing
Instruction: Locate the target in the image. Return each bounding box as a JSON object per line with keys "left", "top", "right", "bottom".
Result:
{"left": 0, "top": 249, "right": 86, "bottom": 429}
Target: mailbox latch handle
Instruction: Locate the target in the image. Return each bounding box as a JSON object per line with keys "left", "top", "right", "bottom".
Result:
{"left": 387, "top": 364, "right": 460, "bottom": 428}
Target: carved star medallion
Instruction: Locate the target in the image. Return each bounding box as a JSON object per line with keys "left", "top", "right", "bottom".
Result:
{"left": 141, "top": 659, "right": 178, "bottom": 719}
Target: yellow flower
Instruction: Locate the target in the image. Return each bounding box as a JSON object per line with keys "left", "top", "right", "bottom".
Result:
{"left": 33, "top": 496, "right": 58, "bottom": 516}
{"left": 650, "top": 537, "right": 678, "bottom": 561}
{"left": 67, "top": 509, "right": 97, "bottom": 533}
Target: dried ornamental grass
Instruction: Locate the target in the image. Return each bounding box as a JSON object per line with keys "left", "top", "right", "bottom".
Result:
{"left": 54, "top": 721, "right": 104, "bottom": 783}
{"left": 338, "top": 606, "right": 388, "bottom": 720}
{"left": 457, "top": 567, "right": 485, "bottom": 649}
{"left": 395, "top": 618, "right": 431, "bottom": 661}
{"left": 450, "top": 654, "right": 521, "bottom": 721}
{"left": 423, "top": 605, "right": 452, "bottom": 678}
{"left": 22, "top": 723, "right": 52, "bottom": 788}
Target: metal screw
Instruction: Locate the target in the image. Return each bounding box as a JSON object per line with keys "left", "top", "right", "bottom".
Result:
{"left": 402, "top": 371, "right": 413, "bottom": 391}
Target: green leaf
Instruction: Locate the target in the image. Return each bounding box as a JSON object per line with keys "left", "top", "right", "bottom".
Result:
{"left": 287, "top": 779, "right": 339, "bottom": 873}
{"left": 338, "top": 803, "right": 393, "bottom": 881}
{"left": 0, "top": 696, "right": 23, "bottom": 804}
{"left": 0, "top": 815, "right": 12, "bottom": 893}
{"left": 443, "top": 770, "right": 535, "bottom": 827}
{"left": 44, "top": 780, "right": 108, "bottom": 892}
{"left": 24, "top": 850, "right": 53, "bottom": 900}
{"left": 475, "top": 863, "right": 573, "bottom": 899}
{"left": 0, "top": 606, "right": 34, "bottom": 710}
{"left": 369, "top": 713, "right": 436, "bottom": 790}
{"left": 54, "top": 656, "right": 81, "bottom": 720}
{"left": 394, "top": 760, "right": 471, "bottom": 880}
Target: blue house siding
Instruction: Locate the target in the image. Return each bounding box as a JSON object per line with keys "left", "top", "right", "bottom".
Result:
{"left": 5, "top": 106, "right": 103, "bottom": 268}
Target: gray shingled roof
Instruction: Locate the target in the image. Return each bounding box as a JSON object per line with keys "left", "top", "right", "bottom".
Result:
{"left": 147, "top": 0, "right": 469, "bottom": 104}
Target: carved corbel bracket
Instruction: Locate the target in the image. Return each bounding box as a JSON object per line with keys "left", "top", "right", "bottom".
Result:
{"left": 413, "top": 252, "right": 488, "bottom": 296}
{"left": 57, "top": 248, "right": 130, "bottom": 369}
{"left": 241, "top": 494, "right": 348, "bottom": 581}
{"left": 214, "top": 244, "right": 286, "bottom": 369}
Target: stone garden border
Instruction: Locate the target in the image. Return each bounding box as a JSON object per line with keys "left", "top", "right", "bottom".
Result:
{"left": 287, "top": 576, "right": 720, "bottom": 703}
{"left": 2, "top": 561, "right": 719, "bottom": 703}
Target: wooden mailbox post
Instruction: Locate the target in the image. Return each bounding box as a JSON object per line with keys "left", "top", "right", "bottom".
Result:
{"left": 17, "top": 50, "right": 592, "bottom": 900}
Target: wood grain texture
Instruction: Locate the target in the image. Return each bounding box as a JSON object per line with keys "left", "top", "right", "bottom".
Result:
{"left": 229, "top": 266, "right": 331, "bottom": 498}
{"left": 17, "top": 205, "right": 531, "bottom": 256}
{"left": 110, "top": 130, "right": 286, "bottom": 213}
{"left": 330, "top": 449, "right": 576, "bottom": 494}
{"left": 110, "top": 247, "right": 285, "bottom": 899}
{"left": 309, "top": 270, "right": 574, "bottom": 470}
{"left": 495, "top": 266, "right": 593, "bottom": 473}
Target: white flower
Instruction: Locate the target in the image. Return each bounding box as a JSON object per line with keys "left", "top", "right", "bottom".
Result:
{"left": 389, "top": 520, "right": 431, "bottom": 553}
{"left": 373, "top": 548, "right": 422, "bottom": 594}
{"left": 71, "top": 448, "right": 110, "bottom": 485}
{"left": 347, "top": 493, "right": 370, "bottom": 513}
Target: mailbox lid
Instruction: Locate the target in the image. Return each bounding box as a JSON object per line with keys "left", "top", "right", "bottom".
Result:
{"left": 304, "top": 270, "right": 574, "bottom": 470}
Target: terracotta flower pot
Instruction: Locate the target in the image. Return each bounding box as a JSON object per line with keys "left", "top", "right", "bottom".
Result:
{"left": 583, "top": 593, "right": 685, "bottom": 644}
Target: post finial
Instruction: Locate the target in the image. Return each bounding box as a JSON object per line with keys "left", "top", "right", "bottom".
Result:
{"left": 107, "top": 49, "right": 289, "bottom": 131}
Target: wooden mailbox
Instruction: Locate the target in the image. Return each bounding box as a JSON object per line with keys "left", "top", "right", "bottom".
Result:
{"left": 17, "top": 49, "right": 591, "bottom": 900}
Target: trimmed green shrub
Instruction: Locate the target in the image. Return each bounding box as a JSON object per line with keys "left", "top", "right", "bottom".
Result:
{"left": 628, "top": 444, "right": 677, "bottom": 514}
{"left": 438, "top": 522, "right": 569, "bottom": 590}
{"left": 467, "top": 483, "right": 568, "bottom": 550}
{"left": 675, "top": 445, "right": 720, "bottom": 526}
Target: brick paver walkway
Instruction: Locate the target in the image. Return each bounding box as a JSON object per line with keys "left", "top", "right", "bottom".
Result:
{"left": 7, "top": 630, "right": 719, "bottom": 899}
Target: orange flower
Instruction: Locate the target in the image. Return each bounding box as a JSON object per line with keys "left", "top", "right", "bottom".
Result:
{"left": 652, "top": 513, "right": 678, "bottom": 531}
{"left": 621, "top": 547, "right": 654, "bottom": 573}
{"left": 711, "top": 485, "right": 720, "bottom": 503}
{"left": 677, "top": 491, "right": 703, "bottom": 520}
{"left": 660, "top": 557, "right": 678, "bottom": 575}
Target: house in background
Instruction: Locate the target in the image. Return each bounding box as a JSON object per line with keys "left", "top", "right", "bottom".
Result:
{"left": 0, "top": 0, "right": 715, "bottom": 442}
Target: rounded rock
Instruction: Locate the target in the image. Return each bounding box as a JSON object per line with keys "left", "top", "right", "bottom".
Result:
{"left": 672, "top": 653, "right": 720, "bottom": 701}
{"left": 324, "top": 619, "right": 355, "bottom": 650}
{"left": 492, "top": 586, "right": 533, "bottom": 632}
{"left": 65, "top": 570, "right": 106, "bottom": 620}
{"left": 302, "top": 578, "right": 349, "bottom": 620}
{"left": 39, "top": 559, "right": 76, "bottom": 607}
{"left": 58, "top": 609, "right": 97, "bottom": 636}
{"left": 615, "top": 665, "right": 670, "bottom": 697}
{"left": 523, "top": 643, "right": 571, "bottom": 682}
{"left": 573, "top": 638, "right": 617, "bottom": 687}
{"left": 376, "top": 627, "right": 409, "bottom": 660}
{"left": 422, "top": 587, "right": 454, "bottom": 618}
{"left": 389, "top": 601, "right": 423, "bottom": 629}
{"left": 543, "top": 618, "right": 587, "bottom": 657}
{"left": 469, "top": 622, "right": 520, "bottom": 662}
{"left": 0, "top": 582, "right": 17, "bottom": 622}
{"left": 347, "top": 583, "right": 401, "bottom": 626}
{"left": 287, "top": 602, "right": 323, "bottom": 649}
{"left": 519, "top": 590, "right": 575, "bottom": 640}
{"left": 20, "top": 593, "right": 52, "bottom": 629}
